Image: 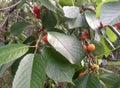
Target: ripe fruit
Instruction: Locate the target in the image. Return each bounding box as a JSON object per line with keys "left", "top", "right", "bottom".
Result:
{"left": 33, "top": 6, "right": 41, "bottom": 19}
{"left": 79, "top": 72, "right": 85, "bottom": 77}
{"left": 87, "top": 44, "right": 95, "bottom": 52}
{"left": 83, "top": 45, "right": 87, "bottom": 52}
{"left": 81, "top": 30, "right": 90, "bottom": 41}
{"left": 91, "top": 64, "right": 99, "bottom": 71}
{"left": 35, "top": 13, "right": 41, "bottom": 19}
{"left": 42, "top": 35, "right": 48, "bottom": 43}
{"left": 115, "top": 23, "right": 120, "bottom": 29}
{"left": 33, "top": 6, "right": 40, "bottom": 14}
{"left": 100, "top": 21, "right": 104, "bottom": 28}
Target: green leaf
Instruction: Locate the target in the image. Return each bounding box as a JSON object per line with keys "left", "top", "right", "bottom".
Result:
{"left": 63, "top": 6, "right": 79, "bottom": 18}
{"left": 0, "top": 61, "right": 14, "bottom": 77}
{"left": 112, "top": 80, "right": 120, "bottom": 88}
{"left": 69, "top": 73, "right": 100, "bottom": 88}
{"left": 67, "top": 14, "right": 83, "bottom": 29}
{"left": 100, "top": 1, "right": 120, "bottom": 25}
{"left": 39, "top": 0, "right": 56, "bottom": 12}
{"left": 100, "top": 68, "right": 120, "bottom": 88}
{"left": 99, "top": 35, "right": 111, "bottom": 57}
{"left": 85, "top": 10, "right": 100, "bottom": 30}
{"left": 59, "top": 0, "right": 73, "bottom": 6}
{"left": 10, "top": 21, "right": 31, "bottom": 36}
{"left": 11, "top": 58, "right": 22, "bottom": 76}
{"left": 91, "top": 40, "right": 105, "bottom": 56}
{"left": 43, "top": 47, "right": 74, "bottom": 83}
{"left": 42, "top": 10, "right": 57, "bottom": 29}
{"left": 96, "top": 0, "right": 118, "bottom": 18}
{"left": 96, "top": 2, "right": 104, "bottom": 18}
{"left": 106, "top": 27, "right": 117, "bottom": 42}
{"left": 12, "top": 54, "right": 46, "bottom": 88}
{"left": 17, "top": 0, "right": 26, "bottom": 9}
{"left": 0, "top": 44, "right": 29, "bottom": 65}
{"left": 48, "top": 32, "right": 84, "bottom": 64}
{"left": 74, "top": 0, "right": 84, "bottom": 6}
{"left": 23, "top": 36, "right": 36, "bottom": 45}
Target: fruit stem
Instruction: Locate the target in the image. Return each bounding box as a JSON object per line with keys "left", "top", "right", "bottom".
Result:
{"left": 34, "top": 31, "right": 43, "bottom": 54}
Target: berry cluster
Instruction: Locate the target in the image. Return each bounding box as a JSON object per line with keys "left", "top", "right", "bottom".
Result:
{"left": 33, "top": 6, "right": 41, "bottom": 19}
{"left": 78, "top": 28, "right": 100, "bottom": 77}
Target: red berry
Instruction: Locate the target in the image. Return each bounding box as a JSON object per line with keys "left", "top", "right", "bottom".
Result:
{"left": 79, "top": 72, "right": 85, "bottom": 77}
{"left": 81, "top": 30, "right": 90, "bottom": 41}
{"left": 115, "top": 23, "right": 120, "bottom": 29}
{"left": 83, "top": 45, "right": 87, "bottom": 52}
{"left": 33, "top": 6, "right": 40, "bottom": 14}
{"left": 40, "top": 26, "right": 44, "bottom": 32}
{"left": 42, "top": 35, "right": 48, "bottom": 43}
{"left": 100, "top": 21, "right": 104, "bottom": 28}
{"left": 35, "top": 13, "right": 41, "bottom": 19}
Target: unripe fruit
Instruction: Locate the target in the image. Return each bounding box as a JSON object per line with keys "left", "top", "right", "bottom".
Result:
{"left": 42, "top": 35, "right": 48, "bottom": 43}
{"left": 92, "top": 64, "right": 99, "bottom": 71}
{"left": 83, "top": 45, "right": 87, "bottom": 52}
{"left": 87, "top": 44, "right": 95, "bottom": 52}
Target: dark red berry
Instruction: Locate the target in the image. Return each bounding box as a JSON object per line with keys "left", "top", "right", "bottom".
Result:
{"left": 100, "top": 21, "right": 104, "bottom": 28}
{"left": 35, "top": 13, "right": 41, "bottom": 19}
{"left": 33, "top": 6, "right": 40, "bottom": 14}
{"left": 114, "top": 23, "right": 120, "bottom": 29}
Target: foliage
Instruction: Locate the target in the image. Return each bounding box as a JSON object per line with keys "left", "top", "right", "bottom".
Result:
{"left": 0, "top": 0, "right": 120, "bottom": 88}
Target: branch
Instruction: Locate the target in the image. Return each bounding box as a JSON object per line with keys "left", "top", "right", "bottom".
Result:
{"left": 0, "top": 15, "right": 9, "bottom": 31}
{"left": 26, "top": 1, "right": 33, "bottom": 8}
{"left": 0, "top": 0, "right": 22, "bottom": 12}
{"left": 0, "top": 0, "right": 22, "bottom": 31}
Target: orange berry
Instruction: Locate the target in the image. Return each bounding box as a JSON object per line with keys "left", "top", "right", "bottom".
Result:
{"left": 42, "top": 35, "right": 48, "bottom": 43}
{"left": 87, "top": 44, "right": 95, "bottom": 52}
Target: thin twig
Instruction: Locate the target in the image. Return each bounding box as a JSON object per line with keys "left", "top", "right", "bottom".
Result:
{"left": 16, "top": 15, "right": 33, "bottom": 24}
{"left": 0, "top": 15, "right": 9, "bottom": 31}
{"left": 26, "top": 1, "right": 33, "bottom": 8}
{"left": 0, "top": 0, "right": 22, "bottom": 12}
{"left": 34, "top": 31, "right": 43, "bottom": 54}
{"left": 0, "top": 0, "right": 23, "bottom": 31}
